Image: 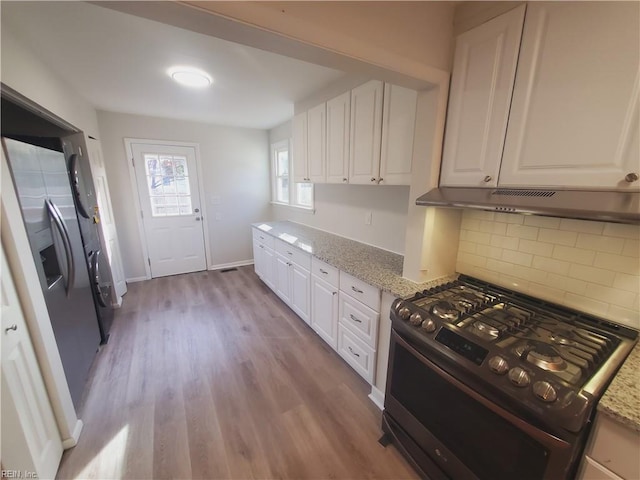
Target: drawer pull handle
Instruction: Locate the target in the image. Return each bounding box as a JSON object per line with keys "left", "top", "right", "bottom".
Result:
{"left": 351, "top": 286, "right": 364, "bottom": 294}
{"left": 319, "top": 269, "right": 328, "bottom": 274}
{"left": 348, "top": 346, "right": 360, "bottom": 357}
{"left": 287, "top": 262, "right": 292, "bottom": 266}
{"left": 287, "top": 251, "right": 293, "bottom": 256}
{"left": 333, "top": 291, "right": 337, "bottom": 296}
{"left": 259, "top": 245, "right": 264, "bottom": 249}
{"left": 260, "top": 236, "right": 265, "bottom": 240}
{"left": 349, "top": 314, "right": 362, "bottom": 323}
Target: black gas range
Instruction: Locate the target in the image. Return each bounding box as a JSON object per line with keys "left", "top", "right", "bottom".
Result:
{"left": 381, "top": 275, "right": 637, "bottom": 480}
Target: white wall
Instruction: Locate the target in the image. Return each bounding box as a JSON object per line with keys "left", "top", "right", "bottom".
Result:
{"left": 273, "top": 184, "right": 410, "bottom": 254}
{"left": 97, "top": 111, "right": 270, "bottom": 280}
{"left": 456, "top": 210, "right": 640, "bottom": 329}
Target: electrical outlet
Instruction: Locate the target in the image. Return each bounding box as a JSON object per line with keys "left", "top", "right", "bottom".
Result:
{"left": 365, "top": 211, "right": 372, "bottom": 225}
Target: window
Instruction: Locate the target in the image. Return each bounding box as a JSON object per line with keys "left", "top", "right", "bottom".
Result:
{"left": 271, "top": 139, "right": 313, "bottom": 209}
{"left": 144, "top": 153, "right": 193, "bottom": 216}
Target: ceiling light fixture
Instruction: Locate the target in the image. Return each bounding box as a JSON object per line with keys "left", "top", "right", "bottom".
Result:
{"left": 167, "top": 66, "right": 212, "bottom": 88}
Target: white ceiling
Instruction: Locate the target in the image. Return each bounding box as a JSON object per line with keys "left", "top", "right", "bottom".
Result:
{"left": 1, "top": 1, "right": 345, "bottom": 129}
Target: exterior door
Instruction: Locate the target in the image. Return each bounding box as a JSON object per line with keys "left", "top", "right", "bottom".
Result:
{"left": 131, "top": 142, "right": 207, "bottom": 278}
{"left": 1, "top": 246, "right": 63, "bottom": 480}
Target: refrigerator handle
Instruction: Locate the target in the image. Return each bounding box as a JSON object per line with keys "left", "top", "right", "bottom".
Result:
{"left": 45, "top": 199, "right": 75, "bottom": 297}
{"left": 91, "top": 250, "right": 108, "bottom": 308}
{"left": 69, "top": 153, "right": 90, "bottom": 219}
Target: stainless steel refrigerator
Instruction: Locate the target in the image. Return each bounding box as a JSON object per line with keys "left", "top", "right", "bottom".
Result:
{"left": 2, "top": 137, "right": 101, "bottom": 408}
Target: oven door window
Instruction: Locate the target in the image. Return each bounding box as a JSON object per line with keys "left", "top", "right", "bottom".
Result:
{"left": 391, "top": 342, "right": 548, "bottom": 480}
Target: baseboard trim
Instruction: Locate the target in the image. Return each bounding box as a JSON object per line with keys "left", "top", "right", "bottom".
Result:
{"left": 368, "top": 386, "right": 385, "bottom": 410}
{"left": 209, "top": 260, "right": 254, "bottom": 271}
{"left": 62, "top": 419, "right": 83, "bottom": 449}
{"left": 125, "top": 276, "right": 148, "bottom": 283}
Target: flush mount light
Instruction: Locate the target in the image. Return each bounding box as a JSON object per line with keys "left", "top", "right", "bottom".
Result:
{"left": 167, "top": 66, "right": 212, "bottom": 88}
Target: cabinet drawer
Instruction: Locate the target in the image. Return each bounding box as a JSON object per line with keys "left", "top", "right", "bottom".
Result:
{"left": 340, "top": 271, "right": 380, "bottom": 311}
{"left": 578, "top": 456, "right": 623, "bottom": 480}
{"left": 588, "top": 414, "right": 640, "bottom": 480}
{"left": 311, "top": 258, "right": 339, "bottom": 288}
{"left": 337, "top": 325, "right": 375, "bottom": 384}
{"left": 339, "top": 292, "right": 379, "bottom": 348}
{"left": 252, "top": 228, "right": 275, "bottom": 249}
{"left": 275, "top": 239, "right": 311, "bottom": 270}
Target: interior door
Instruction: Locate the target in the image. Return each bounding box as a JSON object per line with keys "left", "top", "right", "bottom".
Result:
{"left": 86, "top": 138, "right": 127, "bottom": 302}
{"left": 131, "top": 142, "right": 207, "bottom": 278}
{"left": 1, "top": 246, "right": 63, "bottom": 480}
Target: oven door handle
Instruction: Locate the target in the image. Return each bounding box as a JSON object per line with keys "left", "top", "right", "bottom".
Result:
{"left": 392, "top": 331, "right": 572, "bottom": 451}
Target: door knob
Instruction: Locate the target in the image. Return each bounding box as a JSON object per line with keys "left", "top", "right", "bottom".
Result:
{"left": 5, "top": 324, "right": 17, "bottom": 333}
{"left": 625, "top": 172, "right": 639, "bottom": 183}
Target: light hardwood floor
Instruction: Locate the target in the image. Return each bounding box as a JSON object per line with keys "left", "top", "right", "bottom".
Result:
{"left": 56, "top": 266, "right": 417, "bottom": 480}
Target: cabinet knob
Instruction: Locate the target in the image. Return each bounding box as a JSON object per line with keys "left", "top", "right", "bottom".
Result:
{"left": 483, "top": 175, "right": 492, "bottom": 183}
{"left": 370, "top": 177, "right": 376, "bottom": 182}
{"left": 625, "top": 172, "right": 639, "bottom": 183}
{"left": 343, "top": 178, "right": 347, "bottom": 183}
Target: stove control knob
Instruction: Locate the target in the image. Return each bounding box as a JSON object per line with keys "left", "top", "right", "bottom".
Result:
{"left": 398, "top": 307, "right": 412, "bottom": 321}
{"left": 533, "top": 381, "right": 557, "bottom": 403}
{"left": 508, "top": 367, "right": 530, "bottom": 387}
{"left": 421, "top": 319, "right": 437, "bottom": 333}
{"left": 409, "top": 312, "right": 423, "bottom": 326}
{"left": 488, "top": 356, "right": 509, "bottom": 375}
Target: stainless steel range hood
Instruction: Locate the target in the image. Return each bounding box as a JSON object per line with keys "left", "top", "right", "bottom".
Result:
{"left": 416, "top": 187, "right": 640, "bottom": 224}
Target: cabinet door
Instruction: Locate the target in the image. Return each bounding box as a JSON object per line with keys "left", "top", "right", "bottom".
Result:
{"left": 500, "top": 2, "right": 640, "bottom": 189}
{"left": 380, "top": 84, "right": 418, "bottom": 185}
{"left": 292, "top": 112, "right": 308, "bottom": 183}
{"left": 440, "top": 4, "right": 525, "bottom": 188}
{"left": 307, "top": 103, "right": 326, "bottom": 183}
{"left": 326, "top": 91, "right": 351, "bottom": 184}
{"left": 290, "top": 264, "right": 311, "bottom": 325}
{"left": 252, "top": 240, "right": 264, "bottom": 279}
{"left": 262, "top": 246, "right": 276, "bottom": 291}
{"left": 311, "top": 275, "right": 339, "bottom": 349}
{"left": 349, "top": 80, "right": 384, "bottom": 184}
{"left": 275, "top": 253, "right": 292, "bottom": 304}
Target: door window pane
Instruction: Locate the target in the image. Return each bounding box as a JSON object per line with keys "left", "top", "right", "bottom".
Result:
{"left": 144, "top": 153, "right": 193, "bottom": 216}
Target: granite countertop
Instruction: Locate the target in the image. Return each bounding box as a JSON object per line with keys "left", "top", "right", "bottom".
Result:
{"left": 252, "top": 221, "right": 455, "bottom": 298}
{"left": 598, "top": 342, "right": 640, "bottom": 432}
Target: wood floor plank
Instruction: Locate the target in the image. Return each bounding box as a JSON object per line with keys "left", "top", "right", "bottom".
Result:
{"left": 56, "top": 266, "right": 417, "bottom": 480}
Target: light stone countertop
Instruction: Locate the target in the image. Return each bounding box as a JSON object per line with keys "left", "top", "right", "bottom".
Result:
{"left": 598, "top": 341, "right": 640, "bottom": 432}
{"left": 252, "top": 221, "right": 456, "bottom": 298}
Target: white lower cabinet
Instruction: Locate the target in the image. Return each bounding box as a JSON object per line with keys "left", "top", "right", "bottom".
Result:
{"left": 273, "top": 239, "right": 311, "bottom": 325}
{"left": 578, "top": 414, "right": 640, "bottom": 480}
{"left": 290, "top": 263, "right": 311, "bottom": 325}
{"left": 253, "top": 230, "right": 382, "bottom": 384}
{"left": 337, "top": 325, "right": 376, "bottom": 383}
{"left": 311, "top": 275, "right": 339, "bottom": 349}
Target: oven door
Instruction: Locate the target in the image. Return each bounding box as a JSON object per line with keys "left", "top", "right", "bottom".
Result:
{"left": 384, "top": 330, "right": 576, "bottom": 480}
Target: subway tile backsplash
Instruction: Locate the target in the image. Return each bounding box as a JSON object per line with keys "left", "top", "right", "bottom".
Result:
{"left": 456, "top": 210, "right": 640, "bottom": 330}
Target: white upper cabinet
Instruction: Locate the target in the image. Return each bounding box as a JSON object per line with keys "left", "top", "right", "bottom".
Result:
{"left": 326, "top": 91, "right": 351, "bottom": 184}
{"left": 440, "top": 5, "right": 526, "bottom": 188}
{"left": 292, "top": 112, "right": 308, "bottom": 183}
{"left": 380, "top": 84, "right": 418, "bottom": 185}
{"left": 307, "top": 102, "right": 326, "bottom": 183}
{"left": 500, "top": 2, "right": 640, "bottom": 190}
{"left": 349, "top": 80, "right": 384, "bottom": 184}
